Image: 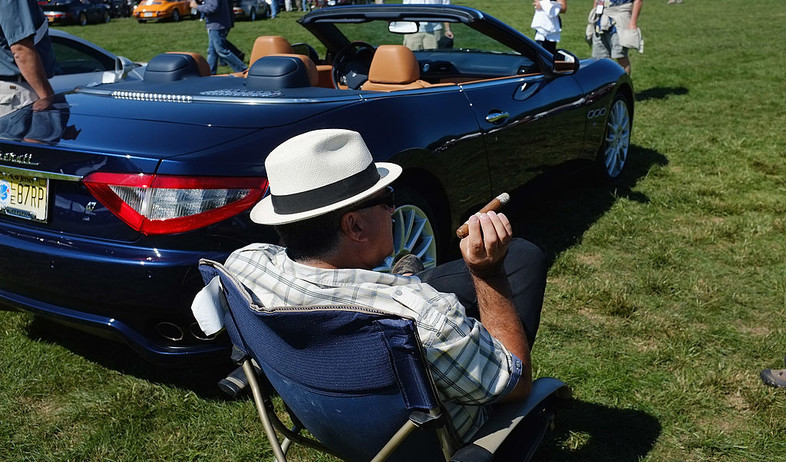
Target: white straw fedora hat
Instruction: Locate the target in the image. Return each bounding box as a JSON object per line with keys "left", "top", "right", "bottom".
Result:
{"left": 250, "top": 129, "right": 402, "bottom": 225}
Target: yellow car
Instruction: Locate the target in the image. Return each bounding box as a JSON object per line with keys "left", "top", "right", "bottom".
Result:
{"left": 133, "top": 0, "right": 192, "bottom": 22}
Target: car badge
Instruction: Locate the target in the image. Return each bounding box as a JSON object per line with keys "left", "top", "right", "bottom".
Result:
{"left": 0, "top": 152, "right": 39, "bottom": 167}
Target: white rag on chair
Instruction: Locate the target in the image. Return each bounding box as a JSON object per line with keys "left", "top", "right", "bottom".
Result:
{"left": 191, "top": 276, "right": 228, "bottom": 336}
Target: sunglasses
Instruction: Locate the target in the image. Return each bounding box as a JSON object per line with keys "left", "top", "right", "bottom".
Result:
{"left": 353, "top": 186, "right": 396, "bottom": 211}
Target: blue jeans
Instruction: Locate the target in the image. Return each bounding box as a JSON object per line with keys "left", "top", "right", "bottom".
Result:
{"left": 269, "top": 0, "right": 278, "bottom": 17}
{"left": 206, "top": 29, "right": 247, "bottom": 74}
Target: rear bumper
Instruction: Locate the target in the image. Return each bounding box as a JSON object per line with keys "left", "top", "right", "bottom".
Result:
{"left": 0, "top": 222, "right": 232, "bottom": 365}
{"left": 0, "top": 289, "right": 229, "bottom": 365}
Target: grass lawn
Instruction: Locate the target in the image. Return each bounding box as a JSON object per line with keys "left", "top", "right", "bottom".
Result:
{"left": 2, "top": 0, "right": 785, "bottom": 460}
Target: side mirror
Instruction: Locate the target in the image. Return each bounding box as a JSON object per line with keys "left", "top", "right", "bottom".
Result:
{"left": 115, "top": 56, "right": 136, "bottom": 80}
{"left": 552, "top": 49, "right": 579, "bottom": 75}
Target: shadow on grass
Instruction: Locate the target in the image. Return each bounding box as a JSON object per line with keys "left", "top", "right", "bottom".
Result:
{"left": 508, "top": 144, "right": 668, "bottom": 265}
{"left": 635, "top": 86, "right": 688, "bottom": 102}
{"left": 24, "top": 316, "right": 232, "bottom": 399}
{"left": 535, "top": 400, "right": 662, "bottom": 461}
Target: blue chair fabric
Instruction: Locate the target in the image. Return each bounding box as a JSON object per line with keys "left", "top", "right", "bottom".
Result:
{"left": 198, "top": 259, "right": 570, "bottom": 462}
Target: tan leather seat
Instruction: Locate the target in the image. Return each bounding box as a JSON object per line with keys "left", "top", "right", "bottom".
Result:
{"left": 360, "top": 45, "right": 430, "bottom": 92}
{"left": 249, "top": 36, "right": 295, "bottom": 67}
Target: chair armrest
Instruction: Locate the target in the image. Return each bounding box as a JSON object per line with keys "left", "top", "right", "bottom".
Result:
{"left": 450, "top": 378, "right": 571, "bottom": 462}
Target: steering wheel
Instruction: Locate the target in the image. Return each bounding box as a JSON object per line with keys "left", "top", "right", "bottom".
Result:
{"left": 332, "top": 41, "right": 375, "bottom": 90}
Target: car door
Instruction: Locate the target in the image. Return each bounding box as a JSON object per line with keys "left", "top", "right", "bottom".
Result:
{"left": 460, "top": 71, "right": 586, "bottom": 195}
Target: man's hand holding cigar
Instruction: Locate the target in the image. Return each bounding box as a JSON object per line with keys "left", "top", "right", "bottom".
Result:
{"left": 459, "top": 211, "right": 513, "bottom": 278}
{"left": 457, "top": 192, "right": 513, "bottom": 276}
{"left": 458, "top": 194, "right": 533, "bottom": 401}
{"left": 456, "top": 193, "right": 510, "bottom": 239}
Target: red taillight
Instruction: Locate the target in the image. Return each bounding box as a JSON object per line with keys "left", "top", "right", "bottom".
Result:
{"left": 83, "top": 172, "right": 268, "bottom": 235}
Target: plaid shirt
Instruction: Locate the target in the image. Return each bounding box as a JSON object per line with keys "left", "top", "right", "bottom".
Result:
{"left": 224, "top": 243, "right": 522, "bottom": 441}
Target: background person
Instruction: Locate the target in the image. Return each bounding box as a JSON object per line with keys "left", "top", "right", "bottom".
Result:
{"left": 402, "top": 0, "right": 454, "bottom": 51}
{"left": 531, "top": 0, "right": 567, "bottom": 54}
{"left": 216, "top": 129, "right": 547, "bottom": 441}
{"left": 0, "top": 0, "right": 55, "bottom": 116}
{"left": 589, "top": 0, "right": 643, "bottom": 74}
{"left": 190, "top": 0, "right": 247, "bottom": 74}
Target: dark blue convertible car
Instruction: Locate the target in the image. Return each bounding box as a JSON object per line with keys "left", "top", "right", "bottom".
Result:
{"left": 0, "top": 5, "right": 633, "bottom": 364}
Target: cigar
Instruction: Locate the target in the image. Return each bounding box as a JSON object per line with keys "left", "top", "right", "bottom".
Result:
{"left": 455, "top": 192, "right": 510, "bottom": 238}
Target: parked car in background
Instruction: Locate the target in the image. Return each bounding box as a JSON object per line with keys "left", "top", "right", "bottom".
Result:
{"left": 132, "top": 0, "right": 191, "bottom": 22}
{"left": 49, "top": 29, "right": 145, "bottom": 93}
{"left": 233, "top": 0, "right": 268, "bottom": 20}
{"left": 39, "top": 0, "right": 112, "bottom": 25}
{"left": 0, "top": 5, "right": 633, "bottom": 365}
{"left": 104, "top": 0, "right": 132, "bottom": 17}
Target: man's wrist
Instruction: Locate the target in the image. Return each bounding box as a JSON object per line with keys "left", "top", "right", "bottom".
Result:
{"left": 468, "top": 263, "right": 505, "bottom": 280}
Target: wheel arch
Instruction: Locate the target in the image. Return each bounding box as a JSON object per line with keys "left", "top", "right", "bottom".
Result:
{"left": 393, "top": 165, "right": 453, "bottom": 261}
{"left": 615, "top": 81, "right": 635, "bottom": 127}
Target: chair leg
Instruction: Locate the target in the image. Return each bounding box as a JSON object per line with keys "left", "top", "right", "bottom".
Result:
{"left": 370, "top": 419, "right": 420, "bottom": 462}
{"left": 243, "top": 360, "right": 288, "bottom": 462}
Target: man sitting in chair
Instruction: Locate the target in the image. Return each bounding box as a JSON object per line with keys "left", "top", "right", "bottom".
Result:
{"left": 222, "top": 128, "right": 546, "bottom": 442}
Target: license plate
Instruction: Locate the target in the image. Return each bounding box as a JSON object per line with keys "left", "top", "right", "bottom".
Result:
{"left": 143, "top": 12, "right": 153, "bottom": 16}
{"left": 0, "top": 174, "right": 48, "bottom": 222}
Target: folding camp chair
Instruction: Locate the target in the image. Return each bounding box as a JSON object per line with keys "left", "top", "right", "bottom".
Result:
{"left": 198, "top": 259, "right": 571, "bottom": 462}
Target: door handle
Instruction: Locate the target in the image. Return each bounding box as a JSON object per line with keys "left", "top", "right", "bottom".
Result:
{"left": 485, "top": 111, "right": 510, "bottom": 124}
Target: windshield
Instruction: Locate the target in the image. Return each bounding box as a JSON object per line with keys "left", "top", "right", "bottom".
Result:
{"left": 334, "top": 21, "right": 523, "bottom": 56}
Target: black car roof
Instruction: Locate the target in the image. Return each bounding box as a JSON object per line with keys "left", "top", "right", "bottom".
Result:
{"left": 299, "top": 4, "right": 486, "bottom": 26}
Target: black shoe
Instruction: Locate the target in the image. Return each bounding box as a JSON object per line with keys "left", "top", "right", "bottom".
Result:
{"left": 218, "top": 366, "right": 249, "bottom": 398}
{"left": 760, "top": 368, "right": 786, "bottom": 389}
{"left": 392, "top": 254, "right": 424, "bottom": 275}
{"left": 218, "top": 362, "right": 263, "bottom": 398}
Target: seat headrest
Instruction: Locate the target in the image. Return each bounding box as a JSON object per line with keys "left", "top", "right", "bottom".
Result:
{"left": 367, "top": 45, "right": 421, "bottom": 84}
{"left": 246, "top": 55, "right": 317, "bottom": 89}
{"left": 249, "top": 36, "right": 295, "bottom": 66}
{"left": 167, "top": 52, "right": 211, "bottom": 77}
{"left": 145, "top": 53, "right": 210, "bottom": 82}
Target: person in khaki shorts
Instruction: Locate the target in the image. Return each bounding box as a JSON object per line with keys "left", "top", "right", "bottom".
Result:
{"left": 402, "top": 0, "right": 454, "bottom": 51}
{"left": 589, "top": 0, "right": 643, "bottom": 74}
{"left": 0, "top": 0, "right": 56, "bottom": 117}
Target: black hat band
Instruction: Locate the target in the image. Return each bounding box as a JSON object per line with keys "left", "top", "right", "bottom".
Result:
{"left": 270, "top": 162, "right": 380, "bottom": 215}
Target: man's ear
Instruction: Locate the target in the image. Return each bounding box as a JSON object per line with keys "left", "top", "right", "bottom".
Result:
{"left": 340, "top": 211, "right": 368, "bottom": 243}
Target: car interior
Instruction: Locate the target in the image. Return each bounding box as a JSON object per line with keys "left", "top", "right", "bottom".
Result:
{"left": 135, "top": 6, "right": 547, "bottom": 96}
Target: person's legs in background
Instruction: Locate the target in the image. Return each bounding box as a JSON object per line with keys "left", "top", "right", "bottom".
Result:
{"left": 210, "top": 29, "right": 247, "bottom": 73}
{"left": 206, "top": 29, "right": 219, "bottom": 74}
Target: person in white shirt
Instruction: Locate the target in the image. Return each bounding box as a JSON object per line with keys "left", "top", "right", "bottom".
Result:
{"left": 531, "top": 0, "right": 567, "bottom": 54}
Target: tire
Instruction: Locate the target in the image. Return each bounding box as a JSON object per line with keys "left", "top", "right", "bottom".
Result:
{"left": 78, "top": 12, "right": 88, "bottom": 26}
{"left": 172, "top": 9, "right": 180, "bottom": 22}
{"left": 597, "top": 93, "right": 632, "bottom": 179}
{"left": 374, "top": 191, "right": 439, "bottom": 273}
{"left": 249, "top": 8, "right": 256, "bottom": 20}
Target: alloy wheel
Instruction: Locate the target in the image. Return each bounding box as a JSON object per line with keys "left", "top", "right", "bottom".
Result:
{"left": 375, "top": 204, "right": 437, "bottom": 273}
{"left": 602, "top": 97, "right": 631, "bottom": 179}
